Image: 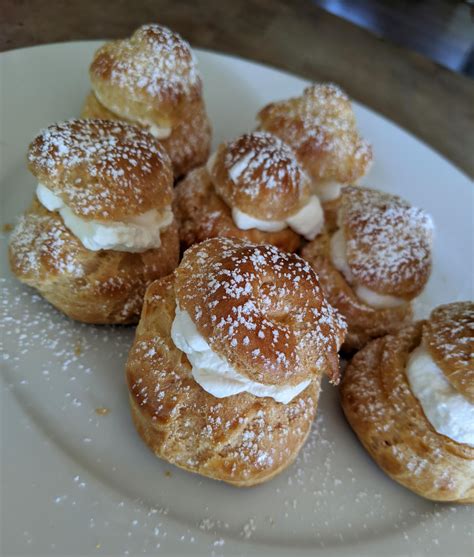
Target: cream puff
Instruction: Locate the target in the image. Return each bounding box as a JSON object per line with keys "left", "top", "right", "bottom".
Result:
{"left": 257, "top": 83, "right": 373, "bottom": 228}
{"left": 301, "top": 186, "right": 433, "bottom": 350}
{"left": 341, "top": 301, "right": 474, "bottom": 503}
{"left": 9, "top": 119, "right": 179, "bottom": 324}
{"left": 126, "top": 237, "right": 346, "bottom": 486}
{"left": 174, "top": 131, "right": 325, "bottom": 252}
{"left": 82, "top": 23, "right": 211, "bottom": 178}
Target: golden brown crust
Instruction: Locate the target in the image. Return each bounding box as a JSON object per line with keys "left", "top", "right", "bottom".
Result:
{"left": 81, "top": 92, "right": 211, "bottom": 178}
{"left": 257, "top": 83, "right": 372, "bottom": 186}
{"left": 341, "top": 324, "right": 474, "bottom": 503}
{"left": 175, "top": 237, "right": 346, "bottom": 385}
{"left": 28, "top": 119, "right": 174, "bottom": 221}
{"left": 173, "top": 167, "right": 301, "bottom": 252}
{"left": 301, "top": 232, "right": 412, "bottom": 351}
{"left": 321, "top": 197, "right": 340, "bottom": 233}
{"left": 340, "top": 187, "right": 433, "bottom": 298}
{"left": 8, "top": 201, "right": 179, "bottom": 324}
{"left": 424, "top": 302, "right": 474, "bottom": 402}
{"left": 90, "top": 24, "right": 202, "bottom": 122}
{"left": 209, "top": 132, "right": 311, "bottom": 220}
{"left": 126, "top": 275, "right": 321, "bottom": 486}
{"left": 87, "top": 23, "right": 211, "bottom": 178}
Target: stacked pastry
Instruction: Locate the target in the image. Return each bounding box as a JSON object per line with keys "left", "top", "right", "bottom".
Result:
{"left": 301, "top": 186, "right": 434, "bottom": 350}
{"left": 257, "top": 83, "right": 373, "bottom": 227}
{"left": 175, "top": 131, "right": 324, "bottom": 252}
{"left": 126, "top": 237, "right": 346, "bottom": 485}
{"left": 9, "top": 119, "right": 179, "bottom": 324}
{"left": 82, "top": 24, "right": 211, "bottom": 178}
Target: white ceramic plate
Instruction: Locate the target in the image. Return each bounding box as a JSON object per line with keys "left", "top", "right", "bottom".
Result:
{"left": 1, "top": 42, "right": 473, "bottom": 557}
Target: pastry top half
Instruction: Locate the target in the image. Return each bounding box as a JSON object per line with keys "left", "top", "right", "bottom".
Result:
{"left": 28, "top": 119, "right": 173, "bottom": 221}
{"left": 257, "top": 83, "right": 373, "bottom": 189}
{"left": 175, "top": 237, "right": 346, "bottom": 387}
{"left": 424, "top": 302, "right": 474, "bottom": 402}
{"left": 89, "top": 23, "right": 202, "bottom": 130}
{"left": 183, "top": 132, "right": 324, "bottom": 245}
{"left": 209, "top": 131, "right": 312, "bottom": 220}
{"left": 333, "top": 186, "right": 433, "bottom": 299}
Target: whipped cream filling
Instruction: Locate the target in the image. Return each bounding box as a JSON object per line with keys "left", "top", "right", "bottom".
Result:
{"left": 312, "top": 181, "right": 343, "bottom": 202}
{"left": 171, "top": 306, "right": 311, "bottom": 404}
{"left": 207, "top": 151, "right": 324, "bottom": 240}
{"left": 330, "top": 229, "right": 404, "bottom": 309}
{"left": 94, "top": 90, "right": 172, "bottom": 139}
{"left": 36, "top": 183, "right": 173, "bottom": 252}
{"left": 406, "top": 344, "right": 474, "bottom": 446}
{"left": 232, "top": 195, "right": 324, "bottom": 240}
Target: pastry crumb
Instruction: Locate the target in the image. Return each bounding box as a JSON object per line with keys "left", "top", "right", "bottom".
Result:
{"left": 74, "top": 339, "right": 83, "bottom": 356}
{"left": 2, "top": 223, "right": 13, "bottom": 233}
{"left": 95, "top": 407, "right": 110, "bottom": 416}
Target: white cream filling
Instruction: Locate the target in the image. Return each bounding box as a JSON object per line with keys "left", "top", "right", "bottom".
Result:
{"left": 94, "top": 90, "right": 172, "bottom": 139}
{"left": 312, "top": 181, "right": 343, "bottom": 202}
{"left": 232, "top": 195, "right": 324, "bottom": 240}
{"left": 407, "top": 344, "right": 474, "bottom": 446}
{"left": 207, "top": 151, "right": 324, "bottom": 239}
{"left": 36, "top": 183, "right": 173, "bottom": 252}
{"left": 330, "top": 229, "right": 404, "bottom": 309}
{"left": 171, "top": 306, "right": 311, "bottom": 404}
{"left": 232, "top": 207, "right": 286, "bottom": 233}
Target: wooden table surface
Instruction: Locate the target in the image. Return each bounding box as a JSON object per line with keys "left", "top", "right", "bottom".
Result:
{"left": 2, "top": 0, "right": 474, "bottom": 178}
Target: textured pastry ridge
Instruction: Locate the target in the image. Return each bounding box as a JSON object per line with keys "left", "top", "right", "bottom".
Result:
{"left": 9, "top": 201, "right": 179, "bottom": 324}
{"left": 424, "top": 302, "right": 474, "bottom": 402}
{"left": 209, "top": 131, "right": 312, "bottom": 220}
{"left": 175, "top": 237, "right": 346, "bottom": 386}
{"left": 301, "top": 230, "right": 412, "bottom": 351}
{"left": 28, "top": 119, "right": 173, "bottom": 220}
{"left": 126, "top": 274, "right": 321, "bottom": 486}
{"left": 340, "top": 187, "right": 433, "bottom": 297}
{"left": 85, "top": 23, "right": 212, "bottom": 177}
{"left": 174, "top": 168, "right": 301, "bottom": 252}
{"left": 257, "top": 83, "right": 372, "bottom": 185}
{"left": 341, "top": 323, "right": 474, "bottom": 503}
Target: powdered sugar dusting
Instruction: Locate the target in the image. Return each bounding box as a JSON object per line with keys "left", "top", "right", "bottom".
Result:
{"left": 212, "top": 131, "right": 310, "bottom": 219}
{"left": 28, "top": 119, "right": 172, "bottom": 219}
{"left": 92, "top": 24, "right": 200, "bottom": 102}
{"left": 224, "top": 132, "right": 303, "bottom": 195}
{"left": 342, "top": 186, "right": 433, "bottom": 296}
{"left": 2, "top": 270, "right": 469, "bottom": 553}
{"left": 9, "top": 211, "right": 85, "bottom": 278}
{"left": 424, "top": 302, "right": 474, "bottom": 398}
{"left": 177, "top": 238, "right": 346, "bottom": 385}
{"left": 258, "top": 83, "right": 373, "bottom": 184}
